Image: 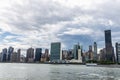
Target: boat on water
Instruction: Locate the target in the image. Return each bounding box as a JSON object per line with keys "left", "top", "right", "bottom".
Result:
{"left": 86, "top": 63, "right": 97, "bottom": 66}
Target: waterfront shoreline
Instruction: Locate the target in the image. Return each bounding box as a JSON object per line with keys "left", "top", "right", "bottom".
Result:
{"left": 0, "top": 62, "right": 120, "bottom": 68}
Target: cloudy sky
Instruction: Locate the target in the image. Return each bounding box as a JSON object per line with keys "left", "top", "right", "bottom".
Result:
{"left": 0, "top": 0, "right": 120, "bottom": 54}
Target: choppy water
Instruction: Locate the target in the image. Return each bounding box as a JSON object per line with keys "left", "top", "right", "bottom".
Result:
{"left": 0, "top": 63, "right": 120, "bottom": 80}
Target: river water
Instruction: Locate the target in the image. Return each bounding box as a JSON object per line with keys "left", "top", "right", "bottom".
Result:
{"left": 0, "top": 63, "right": 120, "bottom": 80}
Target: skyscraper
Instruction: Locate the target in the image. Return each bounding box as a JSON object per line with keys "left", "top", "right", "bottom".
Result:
{"left": 8, "top": 47, "right": 14, "bottom": 61}
{"left": 26, "top": 48, "right": 34, "bottom": 62}
{"left": 1, "top": 48, "right": 7, "bottom": 62}
{"left": 78, "top": 49, "right": 82, "bottom": 61}
{"left": 104, "top": 30, "right": 114, "bottom": 62}
{"left": 93, "top": 42, "right": 97, "bottom": 61}
{"left": 88, "top": 45, "right": 93, "bottom": 60}
{"left": 73, "top": 44, "right": 80, "bottom": 60}
{"left": 17, "top": 49, "right": 21, "bottom": 62}
{"left": 35, "top": 48, "right": 42, "bottom": 62}
{"left": 89, "top": 45, "right": 92, "bottom": 52}
{"left": 116, "top": 43, "right": 120, "bottom": 63}
{"left": 99, "top": 48, "right": 106, "bottom": 61}
{"left": 44, "top": 49, "right": 49, "bottom": 61}
{"left": 62, "top": 50, "right": 68, "bottom": 60}
{"left": 11, "top": 52, "right": 18, "bottom": 62}
{"left": 67, "top": 49, "right": 73, "bottom": 60}
{"left": 10, "top": 49, "right": 21, "bottom": 62}
{"left": 0, "top": 53, "right": 2, "bottom": 62}
{"left": 50, "top": 42, "right": 61, "bottom": 62}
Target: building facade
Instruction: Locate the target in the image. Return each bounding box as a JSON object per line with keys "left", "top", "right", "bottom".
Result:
{"left": 73, "top": 43, "right": 81, "bottom": 60}
{"left": 67, "top": 49, "right": 74, "bottom": 60}
{"left": 50, "top": 42, "right": 61, "bottom": 62}
{"left": 88, "top": 45, "right": 93, "bottom": 60}
{"left": 26, "top": 48, "right": 34, "bottom": 62}
{"left": 10, "top": 49, "right": 21, "bottom": 62}
{"left": 11, "top": 52, "right": 18, "bottom": 62}
{"left": 44, "top": 49, "right": 49, "bottom": 61}
{"left": 116, "top": 43, "right": 120, "bottom": 63}
{"left": 78, "top": 49, "right": 82, "bottom": 62}
{"left": 1, "top": 48, "right": 7, "bottom": 62}
{"left": 8, "top": 47, "right": 14, "bottom": 61}
{"left": 62, "top": 50, "right": 68, "bottom": 60}
{"left": 99, "top": 48, "right": 106, "bottom": 61}
{"left": 105, "top": 30, "right": 115, "bottom": 62}
{"left": 17, "top": 49, "right": 21, "bottom": 62}
{"left": 0, "top": 53, "right": 2, "bottom": 62}
{"left": 93, "top": 42, "right": 97, "bottom": 61}
{"left": 35, "top": 48, "right": 42, "bottom": 62}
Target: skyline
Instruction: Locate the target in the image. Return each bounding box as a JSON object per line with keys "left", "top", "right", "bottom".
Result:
{"left": 0, "top": 0, "right": 120, "bottom": 54}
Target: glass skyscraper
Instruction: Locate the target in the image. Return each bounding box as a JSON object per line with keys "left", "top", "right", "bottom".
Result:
{"left": 35, "top": 48, "right": 42, "bottom": 62}
{"left": 8, "top": 46, "right": 14, "bottom": 61}
{"left": 50, "top": 42, "right": 61, "bottom": 62}
{"left": 105, "top": 30, "right": 114, "bottom": 62}
{"left": 1, "top": 48, "right": 7, "bottom": 62}
{"left": 73, "top": 44, "right": 80, "bottom": 60}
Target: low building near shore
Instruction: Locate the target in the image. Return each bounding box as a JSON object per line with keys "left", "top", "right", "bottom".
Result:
{"left": 68, "top": 59, "right": 82, "bottom": 63}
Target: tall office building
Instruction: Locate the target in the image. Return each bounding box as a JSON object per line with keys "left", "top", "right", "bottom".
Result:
{"left": 11, "top": 49, "right": 21, "bottom": 62}
{"left": 17, "top": 49, "right": 21, "bottom": 62}
{"left": 78, "top": 49, "right": 82, "bottom": 61}
{"left": 99, "top": 48, "right": 106, "bottom": 61}
{"left": 35, "top": 48, "right": 42, "bottom": 62}
{"left": 93, "top": 42, "right": 97, "bottom": 61}
{"left": 116, "top": 43, "right": 120, "bottom": 63}
{"left": 73, "top": 43, "right": 82, "bottom": 63}
{"left": 88, "top": 45, "right": 93, "bottom": 60}
{"left": 41, "top": 49, "right": 49, "bottom": 62}
{"left": 105, "top": 30, "right": 114, "bottom": 62}
{"left": 26, "top": 48, "right": 34, "bottom": 62}
{"left": 50, "top": 42, "right": 61, "bottom": 62}
{"left": 44, "top": 49, "right": 49, "bottom": 61}
{"left": 73, "top": 45, "right": 78, "bottom": 59}
{"left": 62, "top": 50, "right": 68, "bottom": 60}
{"left": 0, "top": 53, "right": 2, "bottom": 62}
{"left": 8, "top": 47, "right": 14, "bottom": 61}
{"left": 73, "top": 43, "right": 80, "bottom": 60}
{"left": 1, "top": 48, "right": 7, "bottom": 62}
{"left": 89, "top": 45, "right": 92, "bottom": 52}
{"left": 11, "top": 52, "right": 18, "bottom": 62}
{"left": 67, "top": 49, "right": 74, "bottom": 60}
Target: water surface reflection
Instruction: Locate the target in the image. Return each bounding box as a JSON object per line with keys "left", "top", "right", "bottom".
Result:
{"left": 0, "top": 63, "right": 120, "bottom": 80}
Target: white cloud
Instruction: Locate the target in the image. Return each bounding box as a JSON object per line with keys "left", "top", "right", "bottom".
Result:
{"left": 0, "top": 0, "right": 120, "bottom": 54}
{"left": 63, "top": 27, "right": 94, "bottom": 35}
